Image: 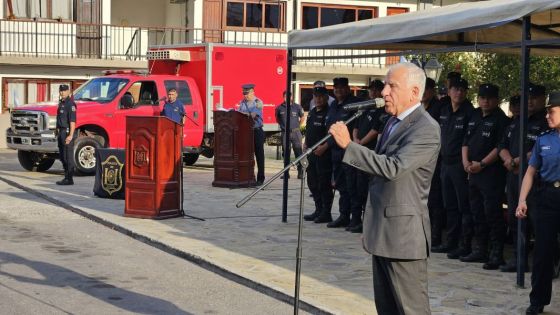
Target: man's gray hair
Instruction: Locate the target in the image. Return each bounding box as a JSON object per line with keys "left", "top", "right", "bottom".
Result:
{"left": 387, "top": 62, "right": 427, "bottom": 101}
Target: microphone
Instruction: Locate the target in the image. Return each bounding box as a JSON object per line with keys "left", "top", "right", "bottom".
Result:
{"left": 342, "top": 98, "right": 385, "bottom": 111}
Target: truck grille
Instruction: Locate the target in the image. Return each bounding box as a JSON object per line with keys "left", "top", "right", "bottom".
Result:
{"left": 11, "top": 111, "right": 47, "bottom": 133}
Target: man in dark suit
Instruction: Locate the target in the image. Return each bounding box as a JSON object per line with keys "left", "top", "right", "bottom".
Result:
{"left": 329, "top": 63, "right": 440, "bottom": 315}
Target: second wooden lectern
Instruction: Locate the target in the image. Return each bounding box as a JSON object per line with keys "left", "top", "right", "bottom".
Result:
{"left": 124, "top": 116, "right": 182, "bottom": 219}
{"left": 212, "top": 110, "right": 256, "bottom": 187}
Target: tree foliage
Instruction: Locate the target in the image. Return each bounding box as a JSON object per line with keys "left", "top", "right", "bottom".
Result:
{"left": 435, "top": 52, "right": 560, "bottom": 101}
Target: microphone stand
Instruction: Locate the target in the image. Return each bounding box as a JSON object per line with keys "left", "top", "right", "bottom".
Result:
{"left": 236, "top": 109, "right": 366, "bottom": 314}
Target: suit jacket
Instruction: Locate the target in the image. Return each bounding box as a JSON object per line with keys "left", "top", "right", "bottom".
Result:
{"left": 343, "top": 106, "right": 441, "bottom": 259}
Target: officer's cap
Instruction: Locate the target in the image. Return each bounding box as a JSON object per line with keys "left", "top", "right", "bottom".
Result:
{"left": 478, "top": 83, "right": 500, "bottom": 99}
{"left": 425, "top": 78, "right": 436, "bottom": 90}
{"left": 242, "top": 83, "right": 255, "bottom": 94}
{"left": 333, "top": 77, "right": 349, "bottom": 87}
{"left": 449, "top": 78, "right": 469, "bottom": 90}
{"left": 313, "top": 80, "right": 326, "bottom": 88}
{"left": 59, "top": 84, "right": 70, "bottom": 92}
{"left": 368, "top": 79, "right": 385, "bottom": 91}
{"left": 546, "top": 91, "right": 560, "bottom": 108}
{"left": 509, "top": 95, "right": 521, "bottom": 107}
{"left": 313, "top": 86, "right": 329, "bottom": 96}
{"left": 447, "top": 71, "right": 461, "bottom": 80}
{"left": 529, "top": 83, "right": 546, "bottom": 97}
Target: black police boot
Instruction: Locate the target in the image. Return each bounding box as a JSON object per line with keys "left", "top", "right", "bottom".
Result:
{"left": 500, "top": 259, "right": 518, "bottom": 272}
{"left": 483, "top": 244, "right": 505, "bottom": 270}
{"left": 314, "top": 211, "right": 332, "bottom": 224}
{"left": 525, "top": 304, "right": 544, "bottom": 315}
{"left": 349, "top": 223, "right": 363, "bottom": 233}
{"left": 447, "top": 247, "right": 471, "bottom": 259}
{"left": 345, "top": 217, "right": 362, "bottom": 231}
{"left": 304, "top": 209, "right": 321, "bottom": 222}
{"left": 460, "top": 250, "right": 488, "bottom": 263}
{"left": 327, "top": 215, "right": 350, "bottom": 228}
{"left": 56, "top": 177, "right": 74, "bottom": 185}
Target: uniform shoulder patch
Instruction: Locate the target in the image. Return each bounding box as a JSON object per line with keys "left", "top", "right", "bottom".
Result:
{"left": 255, "top": 99, "right": 264, "bottom": 109}
{"left": 71, "top": 106, "right": 76, "bottom": 112}
{"left": 540, "top": 129, "right": 553, "bottom": 136}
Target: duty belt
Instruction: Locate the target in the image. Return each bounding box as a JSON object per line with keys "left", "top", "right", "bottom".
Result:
{"left": 544, "top": 181, "right": 560, "bottom": 188}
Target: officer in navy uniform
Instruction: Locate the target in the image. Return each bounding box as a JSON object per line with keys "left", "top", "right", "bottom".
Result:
{"left": 516, "top": 91, "right": 560, "bottom": 315}
{"left": 161, "top": 88, "right": 185, "bottom": 125}
{"left": 422, "top": 78, "right": 445, "bottom": 248}
{"left": 461, "top": 83, "right": 511, "bottom": 270}
{"left": 237, "top": 83, "right": 265, "bottom": 185}
{"left": 498, "top": 85, "right": 548, "bottom": 272}
{"left": 434, "top": 78, "right": 474, "bottom": 259}
{"left": 346, "top": 79, "right": 385, "bottom": 233}
{"left": 303, "top": 86, "right": 334, "bottom": 223}
{"left": 276, "top": 91, "right": 305, "bottom": 179}
{"left": 325, "top": 77, "right": 362, "bottom": 228}
{"left": 438, "top": 71, "right": 462, "bottom": 106}
{"left": 56, "top": 84, "right": 77, "bottom": 185}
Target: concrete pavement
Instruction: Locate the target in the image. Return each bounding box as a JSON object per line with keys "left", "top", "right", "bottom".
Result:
{"left": 0, "top": 148, "right": 559, "bottom": 315}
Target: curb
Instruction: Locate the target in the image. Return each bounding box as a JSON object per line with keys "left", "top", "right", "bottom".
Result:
{"left": 0, "top": 174, "right": 333, "bottom": 315}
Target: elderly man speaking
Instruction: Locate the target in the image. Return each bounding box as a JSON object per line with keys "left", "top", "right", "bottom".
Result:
{"left": 329, "top": 63, "right": 441, "bottom": 315}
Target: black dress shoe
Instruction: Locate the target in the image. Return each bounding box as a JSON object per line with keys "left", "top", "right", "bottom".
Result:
{"left": 327, "top": 216, "right": 350, "bottom": 228}
{"left": 56, "top": 178, "right": 74, "bottom": 185}
{"left": 314, "top": 213, "right": 332, "bottom": 223}
{"left": 483, "top": 258, "right": 505, "bottom": 270}
{"left": 447, "top": 247, "right": 470, "bottom": 259}
{"left": 460, "top": 251, "right": 488, "bottom": 263}
{"left": 304, "top": 210, "right": 320, "bottom": 222}
{"left": 500, "top": 260, "right": 517, "bottom": 272}
{"left": 256, "top": 180, "right": 264, "bottom": 186}
{"left": 432, "top": 243, "right": 456, "bottom": 253}
{"left": 525, "top": 304, "right": 544, "bottom": 315}
{"left": 349, "top": 223, "right": 363, "bottom": 233}
{"left": 345, "top": 219, "right": 362, "bottom": 231}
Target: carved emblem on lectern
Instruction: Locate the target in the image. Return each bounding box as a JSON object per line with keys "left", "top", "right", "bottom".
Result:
{"left": 133, "top": 145, "right": 149, "bottom": 167}
{"left": 101, "top": 155, "right": 124, "bottom": 195}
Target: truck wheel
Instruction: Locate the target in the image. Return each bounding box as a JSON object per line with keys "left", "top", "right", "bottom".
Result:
{"left": 17, "top": 151, "right": 56, "bottom": 172}
{"left": 74, "top": 137, "right": 102, "bottom": 175}
{"left": 183, "top": 153, "right": 199, "bottom": 166}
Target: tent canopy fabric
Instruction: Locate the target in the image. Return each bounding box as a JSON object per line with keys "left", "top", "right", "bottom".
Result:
{"left": 288, "top": 0, "right": 560, "bottom": 56}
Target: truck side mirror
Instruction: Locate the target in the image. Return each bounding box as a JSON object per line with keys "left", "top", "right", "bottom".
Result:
{"left": 120, "top": 94, "right": 134, "bottom": 109}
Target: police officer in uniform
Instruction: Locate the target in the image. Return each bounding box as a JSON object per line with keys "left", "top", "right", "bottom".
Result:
{"left": 161, "top": 88, "right": 185, "bottom": 125}
{"left": 516, "top": 91, "right": 560, "bottom": 315}
{"left": 422, "top": 78, "right": 445, "bottom": 248}
{"left": 276, "top": 91, "right": 305, "bottom": 179}
{"left": 461, "top": 84, "right": 511, "bottom": 270}
{"left": 325, "top": 77, "right": 362, "bottom": 228}
{"left": 438, "top": 71, "right": 462, "bottom": 105}
{"left": 309, "top": 80, "right": 335, "bottom": 111}
{"left": 434, "top": 78, "right": 474, "bottom": 258}
{"left": 346, "top": 79, "right": 385, "bottom": 233}
{"left": 498, "top": 85, "right": 548, "bottom": 272}
{"left": 56, "top": 84, "right": 77, "bottom": 185}
{"left": 237, "top": 83, "right": 265, "bottom": 185}
{"left": 303, "top": 86, "right": 334, "bottom": 223}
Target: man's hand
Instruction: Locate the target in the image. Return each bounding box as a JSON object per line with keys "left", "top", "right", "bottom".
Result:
{"left": 516, "top": 201, "right": 528, "bottom": 219}
{"left": 65, "top": 135, "right": 73, "bottom": 145}
{"left": 314, "top": 143, "right": 328, "bottom": 156}
{"left": 504, "top": 158, "right": 513, "bottom": 172}
{"left": 468, "top": 161, "right": 482, "bottom": 174}
{"left": 250, "top": 112, "right": 257, "bottom": 119}
{"left": 463, "top": 161, "right": 472, "bottom": 173}
{"left": 329, "top": 122, "right": 351, "bottom": 149}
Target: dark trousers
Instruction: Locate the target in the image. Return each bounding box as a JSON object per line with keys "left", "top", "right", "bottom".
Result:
{"left": 372, "top": 255, "right": 430, "bottom": 315}
{"left": 57, "top": 129, "right": 75, "bottom": 179}
{"left": 307, "top": 155, "right": 334, "bottom": 215}
{"left": 428, "top": 159, "right": 445, "bottom": 244}
{"left": 440, "top": 162, "right": 472, "bottom": 248}
{"left": 253, "top": 127, "right": 265, "bottom": 182}
{"left": 281, "top": 130, "right": 303, "bottom": 173}
{"left": 530, "top": 186, "right": 560, "bottom": 307}
{"left": 469, "top": 167, "right": 507, "bottom": 255}
{"left": 346, "top": 166, "right": 370, "bottom": 222}
{"left": 332, "top": 162, "right": 351, "bottom": 217}
{"left": 506, "top": 172, "right": 535, "bottom": 262}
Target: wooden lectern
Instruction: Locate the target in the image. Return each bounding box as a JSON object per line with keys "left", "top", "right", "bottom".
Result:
{"left": 124, "top": 116, "right": 182, "bottom": 219}
{"left": 212, "top": 110, "right": 256, "bottom": 187}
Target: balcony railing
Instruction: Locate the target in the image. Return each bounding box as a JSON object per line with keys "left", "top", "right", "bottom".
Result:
{"left": 0, "top": 19, "right": 394, "bottom": 68}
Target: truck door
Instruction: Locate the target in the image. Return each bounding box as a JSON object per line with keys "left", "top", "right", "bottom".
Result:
{"left": 113, "top": 80, "right": 161, "bottom": 148}
{"left": 163, "top": 80, "right": 203, "bottom": 148}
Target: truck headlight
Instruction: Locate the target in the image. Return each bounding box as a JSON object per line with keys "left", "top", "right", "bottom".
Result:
{"left": 48, "top": 116, "right": 57, "bottom": 129}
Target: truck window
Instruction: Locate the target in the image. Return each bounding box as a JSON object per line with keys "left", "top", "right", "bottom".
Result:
{"left": 125, "top": 81, "right": 159, "bottom": 107}
{"left": 164, "top": 80, "right": 192, "bottom": 105}
{"left": 74, "top": 78, "right": 128, "bottom": 103}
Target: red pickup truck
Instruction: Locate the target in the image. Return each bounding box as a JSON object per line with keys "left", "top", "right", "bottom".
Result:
{"left": 6, "top": 44, "right": 287, "bottom": 174}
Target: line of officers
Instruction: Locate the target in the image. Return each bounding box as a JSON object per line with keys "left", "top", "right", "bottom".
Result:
{"left": 276, "top": 74, "right": 560, "bottom": 282}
